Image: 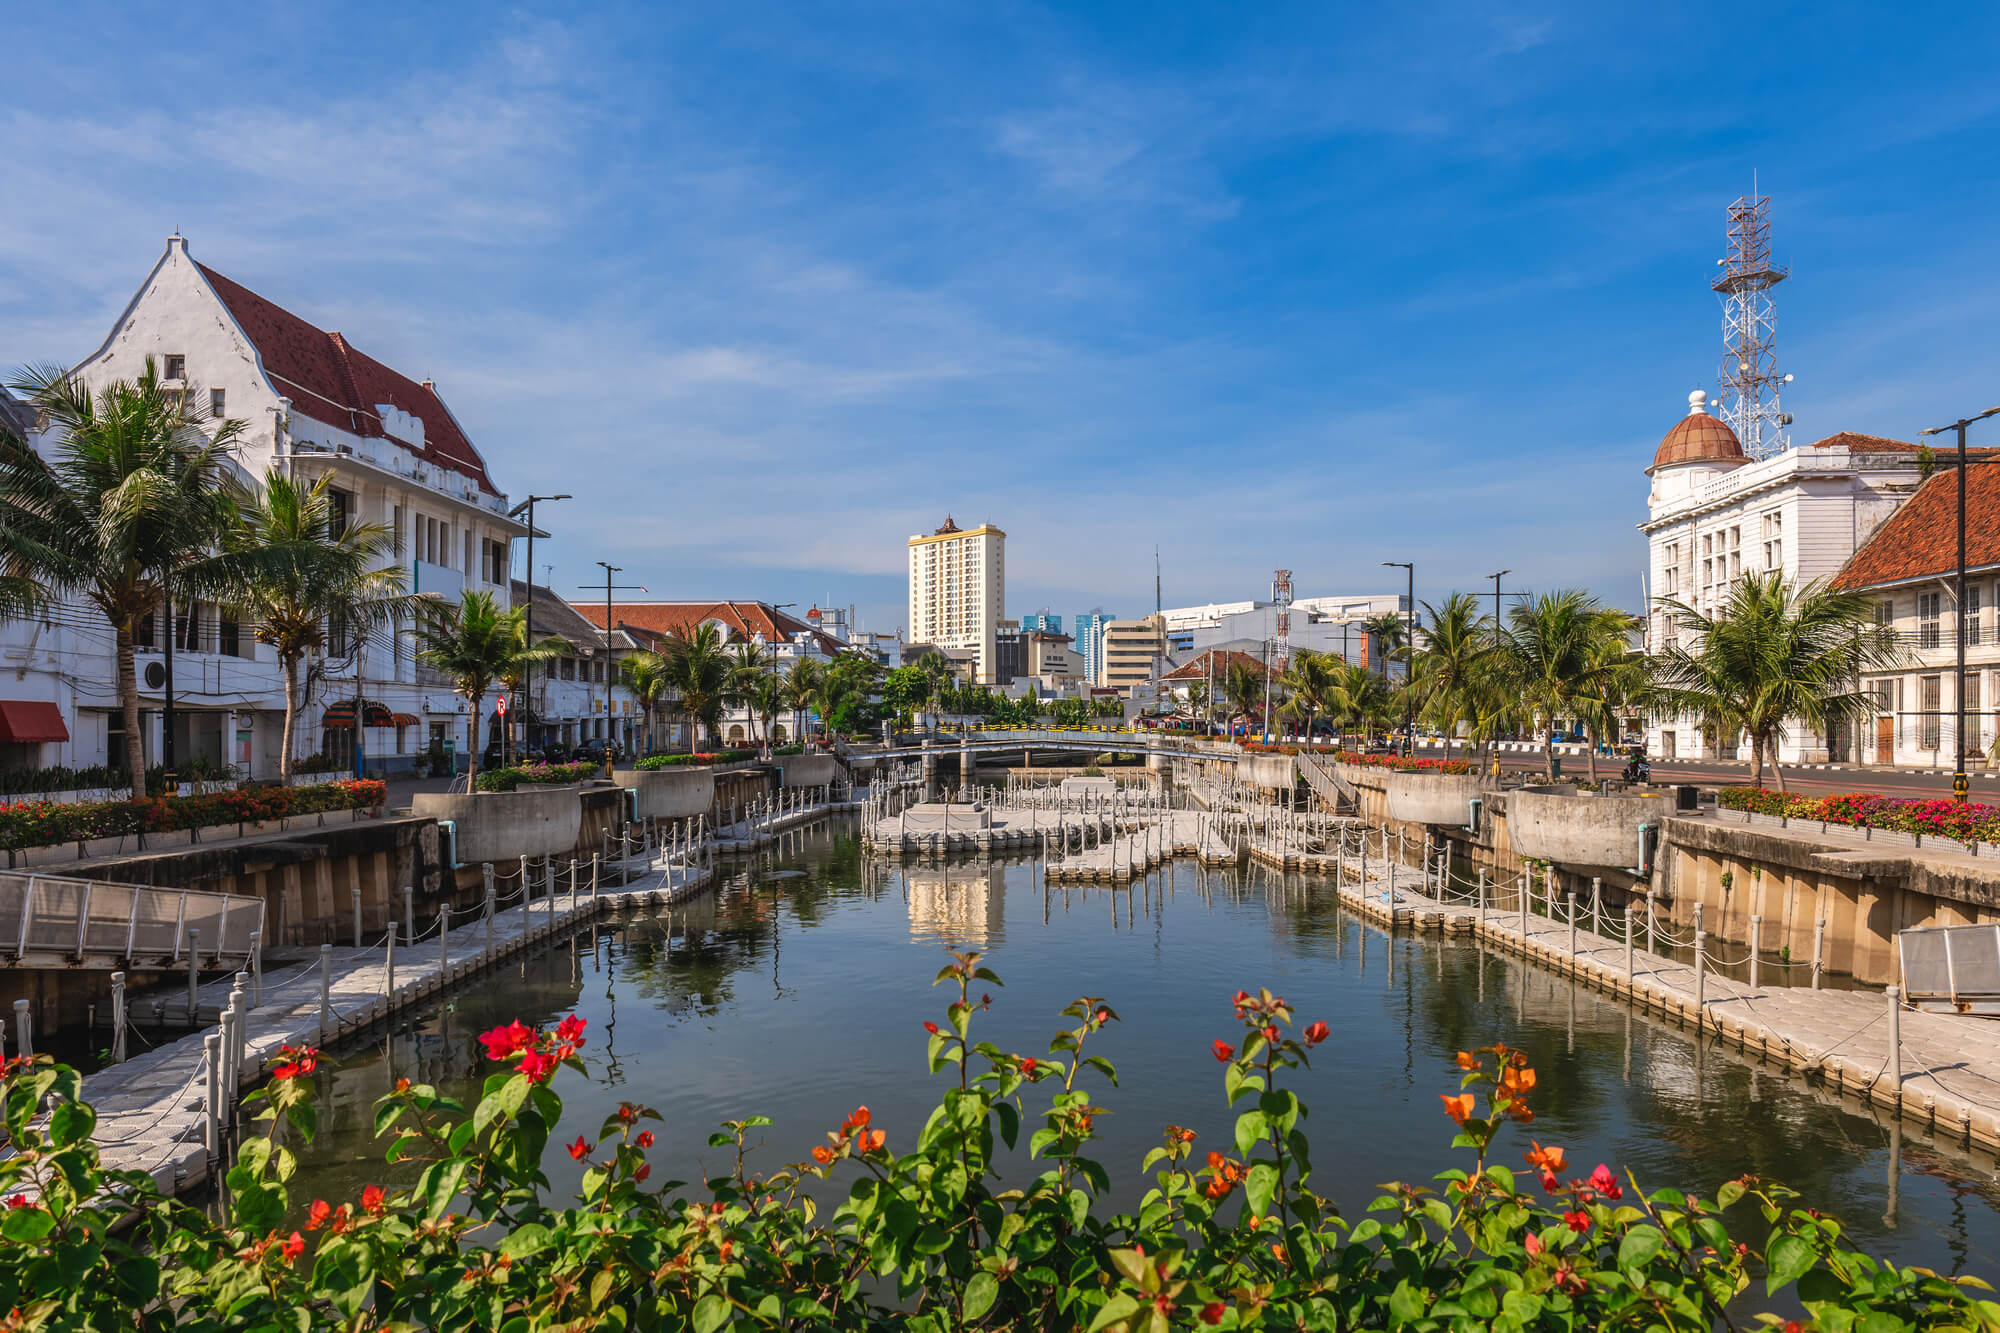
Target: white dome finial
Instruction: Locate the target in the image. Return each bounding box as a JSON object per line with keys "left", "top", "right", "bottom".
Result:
{"left": 1687, "top": 389, "right": 1709, "bottom": 416}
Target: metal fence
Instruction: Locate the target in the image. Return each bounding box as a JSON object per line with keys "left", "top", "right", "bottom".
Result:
{"left": 1899, "top": 924, "right": 2000, "bottom": 1016}
{"left": 0, "top": 872, "right": 264, "bottom": 966}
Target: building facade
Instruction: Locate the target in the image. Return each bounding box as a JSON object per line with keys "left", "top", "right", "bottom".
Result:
{"left": 1098, "top": 613, "right": 1167, "bottom": 695}
{"left": 1640, "top": 389, "right": 1921, "bottom": 763}
{"left": 0, "top": 236, "right": 527, "bottom": 781}
{"left": 907, "top": 516, "right": 1006, "bottom": 684}
{"left": 1071, "top": 611, "right": 1114, "bottom": 684}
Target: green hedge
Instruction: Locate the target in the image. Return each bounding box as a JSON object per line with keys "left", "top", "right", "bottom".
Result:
{"left": 635, "top": 749, "right": 757, "bottom": 771}
{"left": 0, "top": 779, "right": 386, "bottom": 851}
{"left": 474, "top": 761, "right": 601, "bottom": 792}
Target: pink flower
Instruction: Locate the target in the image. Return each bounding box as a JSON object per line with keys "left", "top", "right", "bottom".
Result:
{"left": 1590, "top": 1163, "right": 1623, "bottom": 1201}
{"left": 480, "top": 1020, "right": 535, "bottom": 1061}
{"left": 1563, "top": 1209, "right": 1591, "bottom": 1234}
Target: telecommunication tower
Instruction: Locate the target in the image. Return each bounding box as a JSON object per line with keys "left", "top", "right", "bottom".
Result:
{"left": 1711, "top": 189, "right": 1795, "bottom": 460}
{"left": 1272, "top": 569, "right": 1293, "bottom": 640}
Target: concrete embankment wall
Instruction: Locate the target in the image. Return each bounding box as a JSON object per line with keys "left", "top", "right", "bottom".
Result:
{"left": 777, "top": 754, "right": 847, "bottom": 789}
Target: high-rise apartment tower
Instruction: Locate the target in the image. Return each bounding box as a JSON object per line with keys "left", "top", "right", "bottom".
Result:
{"left": 907, "top": 515, "right": 1006, "bottom": 683}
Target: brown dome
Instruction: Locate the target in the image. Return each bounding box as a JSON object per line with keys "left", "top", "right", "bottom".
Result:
{"left": 1650, "top": 391, "right": 1746, "bottom": 473}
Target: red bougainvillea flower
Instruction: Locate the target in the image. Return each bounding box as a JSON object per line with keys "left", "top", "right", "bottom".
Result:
{"left": 1020, "top": 1056, "right": 1038, "bottom": 1076}
{"left": 567, "top": 1136, "right": 592, "bottom": 1162}
{"left": 1440, "top": 1093, "right": 1475, "bottom": 1125}
{"left": 811, "top": 1145, "right": 835, "bottom": 1165}
{"left": 1201, "top": 1303, "right": 1226, "bottom": 1325}
{"left": 1540, "top": 1171, "right": 1559, "bottom": 1194}
{"left": 1524, "top": 1231, "right": 1544, "bottom": 1256}
{"left": 1211, "top": 1039, "right": 1235, "bottom": 1063}
{"left": 554, "top": 1014, "right": 587, "bottom": 1047}
{"left": 634, "top": 1163, "right": 650, "bottom": 1183}
{"left": 361, "top": 1185, "right": 386, "bottom": 1215}
{"left": 519, "top": 1048, "right": 558, "bottom": 1083}
{"left": 635, "top": 1130, "right": 654, "bottom": 1149}
{"left": 1523, "top": 1142, "right": 1566, "bottom": 1174}
{"left": 1454, "top": 1050, "right": 1478, "bottom": 1070}
{"left": 1590, "top": 1163, "right": 1623, "bottom": 1201}
{"left": 5, "top": 1195, "right": 26, "bottom": 1209}
{"left": 1563, "top": 1209, "right": 1591, "bottom": 1234}
{"left": 1303, "top": 1020, "right": 1330, "bottom": 1047}
{"left": 1261, "top": 1024, "right": 1279, "bottom": 1043}
{"left": 862, "top": 1129, "right": 885, "bottom": 1153}
{"left": 922, "top": 1021, "right": 940, "bottom": 1035}
{"left": 617, "top": 1104, "right": 636, "bottom": 1123}
{"left": 280, "top": 1231, "right": 305, "bottom": 1263}
{"left": 270, "top": 1045, "right": 318, "bottom": 1080}
{"left": 842, "top": 1106, "right": 871, "bottom": 1134}
{"left": 480, "top": 1020, "right": 536, "bottom": 1061}
{"left": 306, "top": 1199, "right": 332, "bottom": 1230}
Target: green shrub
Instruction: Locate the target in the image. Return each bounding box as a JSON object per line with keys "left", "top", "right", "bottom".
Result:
{"left": 634, "top": 749, "right": 757, "bottom": 771}
{"left": 0, "top": 780, "right": 385, "bottom": 850}
{"left": 3, "top": 956, "right": 1990, "bottom": 1331}
{"left": 474, "top": 761, "right": 600, "bottom": 792}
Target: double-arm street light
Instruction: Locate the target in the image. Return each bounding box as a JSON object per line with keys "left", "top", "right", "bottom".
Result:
{"left": 583, "top": 561, "right": 646, "bottom": 774}
{"left": 1383, "top": 561, "right": 1414, "bottom": 754}
{"left": 1920, "top": 404, "right": 2000, "bottom": 802}
{"left": 1484, "top": 570, "right": 1511, "bottom": 773}
{"left": 507, "top": 493, "right": 570, "bottom": 760}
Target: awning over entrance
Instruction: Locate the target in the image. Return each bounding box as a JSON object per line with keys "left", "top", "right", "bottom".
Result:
{"left": 0, "top": 700, "right": 69, "bottom": 744}
{"left": 320, "top": 700, "right": 397, "bottom": 729}
{"left": 390, "top": 712, "right": 420, "bottom": 726}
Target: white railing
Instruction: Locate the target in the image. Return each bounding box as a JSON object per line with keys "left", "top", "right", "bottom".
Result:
{"left": 0, "top": 873, "right": 264, "bottom": 966}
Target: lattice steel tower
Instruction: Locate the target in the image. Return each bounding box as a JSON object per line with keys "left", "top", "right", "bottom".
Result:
{"left": 1712, "top": 190, "right": 1794, "bottom": 460}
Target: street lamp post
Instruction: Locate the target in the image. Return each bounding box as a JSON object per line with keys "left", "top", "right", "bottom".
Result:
{"left": 1484, "top": 570, "right": 1510, "bottom": 773}
{"left": 1920, "top": 405, "right": 2000, "bottom": 802}
{"left": 507, "top": 494, "right": 570, "bottom": 763}
{"left": 583, "top": 562, "right": 645, "bottom": 776}
{"left": 1383, "top": 561, "right": 1414, "bottom": 755}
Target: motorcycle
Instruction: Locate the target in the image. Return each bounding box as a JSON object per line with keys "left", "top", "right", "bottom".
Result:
{"left": 1622, "top": 756, "right": 1651, "bottom": 783}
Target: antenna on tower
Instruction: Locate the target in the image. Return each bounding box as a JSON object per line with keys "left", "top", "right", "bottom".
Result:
{"left": 1712, "top": 186, "right": 1795, "bottom": 460}
{"left": 1272, "top": 569, "right": 1293, "bottom": 642}
{"left": 1155, "top": 546, "right": 1161, "bottom": 618}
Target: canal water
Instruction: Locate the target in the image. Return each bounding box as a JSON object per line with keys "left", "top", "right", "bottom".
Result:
{"left": 287, "top": 816, "right": 1999, "bottom": 1275}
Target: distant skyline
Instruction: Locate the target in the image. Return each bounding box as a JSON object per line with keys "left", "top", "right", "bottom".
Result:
{"left": 6, "top": 3, "right": 2000, "bottom": 637}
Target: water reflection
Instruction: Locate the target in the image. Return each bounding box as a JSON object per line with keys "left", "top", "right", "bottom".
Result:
{"left": 284, "top": 819, "right": 2000, "bottom": 1274}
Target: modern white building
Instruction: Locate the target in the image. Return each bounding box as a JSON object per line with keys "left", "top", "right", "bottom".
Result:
{"left": 907, "top": 516, "right": 1005, "bottom": 684}
{"left": 0, "top": 236, "right": 528, "bottom": 781}
{"left": 1639, "top": 388, "right": 1921, "bottom": 764}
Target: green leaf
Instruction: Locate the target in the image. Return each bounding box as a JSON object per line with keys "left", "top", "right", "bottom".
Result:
{"left": 1245, "top": 1163, "right": 1278, "bottom": 1216}
{"left": 1388, "top": 1281, "right": 1427, "bottom": 1324}
{"left": 49, "top": 1101, "right": 94, "bottom": 1147}
{"left": 499, "top": 1223, "right": 553, "bottom": 1260}
{"left": 995, "top": 1101, "right": 1020, "bottom": 1149}
{"left": 691, "top": 1292, "right": 731, "bottom": 1333}
{"left": 1234, "top": 1110, "right": 1269, "bottom": 1156}
{"left": 1, "top": 1207, "right": 54, "bottom": 1242}
{"left": 1717, "top": 1179, "right": 1746, "bottom": 1209}
{"left": 1617, "top": 1225, "right": 1665, "bottom": 1270}
{"left": 1089, "top": 1293, "right": 1142, "bottom": 1333}
{"left": 1766, "top": 1233, "right": 1814, "bottom": 1293}
{"left": 964, "top": 1271, "right": 1000, "bottom": 1320}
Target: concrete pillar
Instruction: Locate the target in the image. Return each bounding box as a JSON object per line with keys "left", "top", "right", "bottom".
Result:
{"left": 318, "top": 944, "right": 332, "bottom": 1041}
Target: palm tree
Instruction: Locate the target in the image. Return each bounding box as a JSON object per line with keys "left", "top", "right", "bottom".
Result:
{"left": 1408, "top": 593, "right": 1495, "bottom": 762}
{"left": 1181, "top": 679, "right": 1210, "bottom": 730}
{"left": 1222, "top": 658, "right": 1271, "bottom": 734}
{"left": 617, "top": 650, "right": 674, "bottom": 755}
{"left": 1503, "top": 590, "right": 1640, "bottom": 780}
{"left": 665, "top": 624, "right": 735, "bottom": 753}
{"left": 1650, "top": 573, "right": 1904, "bottom": 790}
{"left": 411, "top": 589, "right": 559, "bottom": 791}
{"left": 223, "top": 470, "right": 410, "bottom": 783}
{"left": 1326, "top": 659, "right": 1392, "bottom": 748}
{"left": 747, "top": 673, "right": 785, "bottom": 753}
{"left": 1364, "top": 611, "right": 1408, "bottom": 679}
{"left": 1280, "top": 649, "right": 1338, "bottom": 744}
{"left": 2, "top": 359, "right": 248, "bottom": 798}
{"left": 728, "top": 640, "right": 774, "bottom": 748}
{"left": 781, "top": 659, "right": 823, "bottom": 744}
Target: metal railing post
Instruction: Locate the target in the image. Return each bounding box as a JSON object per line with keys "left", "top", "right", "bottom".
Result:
{"left": 1693, "top": 930, "right": 1707, "bottom": 1025}
{"left": 519, "top": 856, "right": 532, "bottom": 928}
{"left": 318, "top": 944, "right": 333, "bottom": 1041}
{"left": 1886, "top": 986, "right": 1903, "bottom": 1095}
{"left": 436, "top": 908, "right": 449, "bottom": 985}
{"left": 1812, "top": 917, "right": 1826, "bottom": 990}
{"left": 110, "top": 971, "right": 127, "bottom": 1063}
{"left": 202, "top": 1033, "right": 221, "bottom": 1169}
{"left": 1591, "top": 877, "right": 1603, "bottom": 938}
{"left": 249, "top": 929, "right": 263, "bottom": 1008}
{"left": 1749, "top": 915, "right": 1763, "bottom": 989}
{"left": 385, "top": 929, "right": 396, "bottom": 997}
{"left": 402, "top": 886, "right": 415, "bottom": 947}
{"left": 11, "top": 999, "right": 29, "bottom": 1059}
{"left": 352, "top": 888, "right": 362, "bottom": 948}
{"left": 1625, "top": 904, "right": 1635, "bottom": 983}
{"left": 591, "top": 853, "right": 600, "bottom": 899}
{"left": 186, "top": 927, "right": 201, "bottom": 1022}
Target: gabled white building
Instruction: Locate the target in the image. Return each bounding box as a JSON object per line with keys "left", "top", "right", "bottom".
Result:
{"left": 1, "top": 236, "right": 527, "bottom": 780}
{"left": 1640, "top": 389, "right": 1920, "bottom": 763}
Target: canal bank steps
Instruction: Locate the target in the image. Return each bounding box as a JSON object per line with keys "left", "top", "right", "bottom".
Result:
{"left": 1313, "top": 840, "right": 2000, "bottom": 1155}
{"left": 71, "top": 799, "right": 856, "bottom": 1200}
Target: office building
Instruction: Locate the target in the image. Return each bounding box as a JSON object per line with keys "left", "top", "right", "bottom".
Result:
{"left": 1098, "top": 613, "right": 1167, "bottom": 695}
{"left": 907, "top": 516, "right": 1006, "bottom": 683}
{"left": 1072, "top": 611, "right": 1114, "bottom": 684}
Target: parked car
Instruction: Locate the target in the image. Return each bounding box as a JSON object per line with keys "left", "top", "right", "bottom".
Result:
{"left": 574, "top": 738, "right": 620, "bottom": 764}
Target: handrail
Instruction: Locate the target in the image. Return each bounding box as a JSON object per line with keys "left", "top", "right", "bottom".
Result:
{"left": 1, "top": 872, "right": 263, "bottom": 966}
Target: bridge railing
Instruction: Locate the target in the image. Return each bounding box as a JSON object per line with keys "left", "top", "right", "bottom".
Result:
{"left": 0, "top": 872, "right": 264, "bottom": 967}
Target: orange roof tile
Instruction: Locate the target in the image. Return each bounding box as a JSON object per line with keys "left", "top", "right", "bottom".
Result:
{"left": 1834, "top": 463, "right": 2000, "bottom": 589}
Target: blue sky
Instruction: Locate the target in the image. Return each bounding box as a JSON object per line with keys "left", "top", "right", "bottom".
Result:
{"left": 6, "top": 2, "right": 1999, "bottom": 636}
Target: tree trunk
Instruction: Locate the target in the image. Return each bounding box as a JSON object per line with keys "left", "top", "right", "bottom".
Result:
{"left": 279, "top": 654, "right": 302, "bottom": 784}
{"left": 1748, "top": 730, "right": 1765, "bottom": 789}
{"left": 115, "top": 625, "right": 145, "bottom": 801}
{"left": 1543, "top": 726, "right": 1557, "bottom": 781}
{"left": 466, "top": 691, "right": 484, "bottom": 793}
{"left": 1767, "top": 732, "right": 1788, "bottom": 793}
{"left": 1585, "top": 724, "right": 1599, "bottom": 783}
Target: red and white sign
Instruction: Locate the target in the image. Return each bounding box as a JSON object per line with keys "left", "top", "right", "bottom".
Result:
{"left": 495, "top": 695, "right": 509, "bottom": 717}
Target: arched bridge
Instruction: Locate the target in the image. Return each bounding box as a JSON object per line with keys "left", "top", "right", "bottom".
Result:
{"left": 861, "top": 728, "right": 1245, "bottom": 765}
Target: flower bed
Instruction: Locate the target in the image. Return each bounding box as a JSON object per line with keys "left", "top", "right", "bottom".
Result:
{"left": 1719, "top": 786, "right": 2000, "bottom": 843}
{"left": 5, "top": 957, "right": 1989, "bottom": 1331}
{"left": 1331, "top": 750, "right": 1474, "bottom": 775}
{"left": 0, "top": 779, "right": 385, "bottom": 851}
{"left": 474, "top": 761, "right": 600, "bottom": 793}
{"left": 635, "top": 749, "right": 756, "bottom": 771}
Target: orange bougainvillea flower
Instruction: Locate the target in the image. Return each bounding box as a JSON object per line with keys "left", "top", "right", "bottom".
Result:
{"left": 1454, "top": 1051, "right": 1478, "bottom": 1070}
{"left": 811, "top": 1145, "right": 834, "bottom": 1165}
{"left": 842, "top": 1106, "right": 871, "bottom": 1133}
{"left": 1440, "top": 1093, "right": 1476, "bottom": 1125}
{"left": 1500, "top": 1065, "right": 1537, "bottom": 1096}
{"left": 1523, "top": 1142, "right": 1567, "bottom": 1174}
{"left": 862, "top": 1129, "right": 885, "bottom": 1153}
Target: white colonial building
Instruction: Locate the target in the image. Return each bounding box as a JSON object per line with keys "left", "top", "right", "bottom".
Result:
{"left": 1640, "top": 389, "right": 1923, "bottom": 764}
{"left": 0, "top": 235, "right": 529, "bottom": 781}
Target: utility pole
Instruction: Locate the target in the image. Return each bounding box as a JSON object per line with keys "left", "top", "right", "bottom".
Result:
{"left": 1383, "top": 561, "right": 1414, "bottom": 755}
{"left": 1920, "top": 404, "right": 2000, "bottom": 801}
{"left": 583, "top": 562, "right": 645, "bottom": 776}
{"left": 508, "top": 494, "right": 570, "bottom": 763}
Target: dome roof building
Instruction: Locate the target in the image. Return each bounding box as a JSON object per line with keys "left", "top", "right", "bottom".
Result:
{"left": 1648, "top": 390, "right": 1746, "bottom": 474}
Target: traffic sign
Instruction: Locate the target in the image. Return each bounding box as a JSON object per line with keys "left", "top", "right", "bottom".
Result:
{"left": 496, "top": 695, "right": 509, "bottom": 717}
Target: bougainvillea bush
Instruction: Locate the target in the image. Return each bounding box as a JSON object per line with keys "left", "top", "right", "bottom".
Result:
{"left": 0, "top": 778, "right": 384, "bottom": 851}
{"left": 474, "top": 760, "right": 603, "bottom": 792}
{"left": 636, "top": 749, "right": 758, "bottom": 771}
{"left": 4, "top": 954, "right": 1994, "bottom": 1331}
{"left": 1720, "top": 786, "right": 2000, "bottom": 844}
{"left": 1329, "top": 750, "right": 1474, "bottom": 776}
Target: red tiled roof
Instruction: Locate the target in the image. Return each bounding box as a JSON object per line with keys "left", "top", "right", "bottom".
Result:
{"left": 1807, "top": 431, "right": 1919, "bottom": 452}
{"left": 1160, "top": 649, "right": 1282, "bottom": 681}
{"left": 1834, "top": 463, "right": 2000, "bottom": 589}
{"left": 1651, "top": 412, "right": 1745, "bottom": 473}
{"left": 197, "top": 264, "right": 499, "bottom": 495}
{"left": 577, "top": 601, "right": 847, "bottom": 657}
